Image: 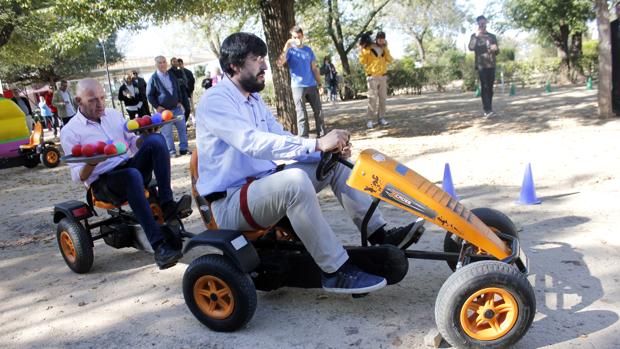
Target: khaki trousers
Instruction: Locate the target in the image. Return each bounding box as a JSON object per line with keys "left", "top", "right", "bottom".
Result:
{"left": 366, "top": 76, "right": 388, "bottom": 121}
{"left": 210, "top": 162, "right": 387, "bottom": 273}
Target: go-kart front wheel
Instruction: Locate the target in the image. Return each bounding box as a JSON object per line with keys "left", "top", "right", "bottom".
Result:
{"left": 435, "top": 260, "right": 535, "bottom": 349}
{"left": 444, "top": 207, "right": 518, "bottom": 271}
{"left": 56, "top": 218, "right": 94, "bottom": 273}
{"left": 183, "top": 254, "right": 257, "bottom": 332}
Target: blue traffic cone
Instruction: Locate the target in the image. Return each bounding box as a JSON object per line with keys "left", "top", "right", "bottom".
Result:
{"left": 518, "top": 163, "right": 541, "bottom": 205}
{"left": 442, "top": 163, "right": 458, "bottom": 199}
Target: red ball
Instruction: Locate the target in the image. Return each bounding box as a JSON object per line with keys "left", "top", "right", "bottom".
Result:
{"left": 142, "top": 116, "right": 152, "bottom": 125}
{"left": 82, "top": 144, "right": 96, "bottom": 157}
{"left": 104, "top": 143, "right": 118, "bottom": 155}
{"left": 71, "top": 144, "right": 82, "bottom": 157}
{"left": 96, "top": 141, "right": 107, "bottom": 154}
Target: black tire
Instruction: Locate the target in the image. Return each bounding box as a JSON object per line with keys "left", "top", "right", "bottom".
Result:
{"left": 23, "top": 154, "right": 39, "bottom": 168}
{"left": 435, "top": 260, "right": 536, "bottom": 349}
{"left": 40, "top": 147, "right": 61, "bottom": 168}
{"left": 183, "top": 254, "right": 257, "bottom": 332}
{"left": 444, "top": 208, "right": 518, "bottom": 271}
{"left": 56, "top": 218, "right": 94, "bottom": 273}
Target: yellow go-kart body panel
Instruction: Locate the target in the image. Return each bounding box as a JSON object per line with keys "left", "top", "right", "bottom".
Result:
{"left": 347, "top": 149, "right": 511, "bottom": 260}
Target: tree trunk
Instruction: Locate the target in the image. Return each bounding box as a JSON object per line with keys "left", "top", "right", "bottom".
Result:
{"left": 0, "top": 24, "right": 14, "bottom": 48}
{"left": 553, "top": 24, "right": 571, "bottom": 83}
{"left": 326, "top": 0, "right": 391, "bottom": 100}
{"left": 412, "top": 33, "right": 426, "bottom": 64}
{"left": 259, "top": 0, "right": 297, "bottom": 133}
{"left": 595, "top": 0, "right": 613, "bottom": 118}
{"left": 326, "top": 0, "right": 355, "bottom": 100}
{"left": 569, "top": 32, "right": 585, "bottom": 83}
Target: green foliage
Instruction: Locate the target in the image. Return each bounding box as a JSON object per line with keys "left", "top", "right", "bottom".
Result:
{"left": 0, "top": 33, "right": 122, "bottom": 83}
{"left": 194, "top": 65, "right": 206, "bottom": 79}
{"left": 504, "top": 0, "right": 594, "bottom": 37}
{"left": 579, "top": 40, "right": 599, "bottom": 78}
{"left": 497, "top": 47, "right": 516, "bottom": 62}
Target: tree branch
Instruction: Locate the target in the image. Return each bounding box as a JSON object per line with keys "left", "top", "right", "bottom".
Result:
{"left": 345, "top": 0, "right": 391, "bottom": 54}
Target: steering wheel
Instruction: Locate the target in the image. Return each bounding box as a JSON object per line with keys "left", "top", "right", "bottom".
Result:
{"left": 316, "top": 151, "right": 340, "bottom": 181}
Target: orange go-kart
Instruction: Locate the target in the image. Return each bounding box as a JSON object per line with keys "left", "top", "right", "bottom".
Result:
{"left": 183, "top": 150, "right": 535, "bottom": 348}
{"left": 0, "top": 122, "right": 61, "bottom": 169}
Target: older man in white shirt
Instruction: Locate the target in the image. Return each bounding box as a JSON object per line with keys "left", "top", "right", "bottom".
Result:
{"left": 60, "top": 78, "right": 188, "bottom": 269}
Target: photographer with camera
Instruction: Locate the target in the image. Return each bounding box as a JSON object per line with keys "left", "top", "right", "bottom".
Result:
{"left": 278, "top": 25, "right": 325, "bottom": 138}
{"left": 359, "top": 31, "right": 393, "bottom": 129}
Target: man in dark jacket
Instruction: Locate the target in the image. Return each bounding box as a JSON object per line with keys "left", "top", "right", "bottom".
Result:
{"left": 612, "top": 2, "right": 620, "bottom": 116}
{"left": 147, "top": 56, "right": 190, "bottom": 156}
{"left": 132, "top": 70, "right": 150, "bottom": 115}
{"left": 169, "top": 57, "right": 192, "bottom": 125}
{"left": 469, "top": 15, "right": 499, "bottom": 118}
{"left": 177, "top": 58, "right": 195, "bottom": 124}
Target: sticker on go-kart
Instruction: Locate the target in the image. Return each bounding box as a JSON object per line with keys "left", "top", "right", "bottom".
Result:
{"left": 364, "top": 174, "right": 383, "bottom": 194}
{"left": 437, "top": 216, "right": 461, "bottom": 234}
{"left": 231, "top": 235, "right": 248, "bottom": 250}
{"left": 381, "top": 184, "right": 437, "bottom": 219}
{"left": 372, "top": 153, "right": 386, "bottom": 162}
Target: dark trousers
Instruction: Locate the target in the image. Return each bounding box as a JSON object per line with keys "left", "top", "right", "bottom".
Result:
{"left": 93, "top": 134, "right": 173, "bottom": 249}
{"left": 479, "top": 68, "right": 495, "bottom": 113}
{"left": 126, "top": 104, "right": 150, "bottom": 120}
{"left": 292, "top": 86, "right": 325, "bottom": 137}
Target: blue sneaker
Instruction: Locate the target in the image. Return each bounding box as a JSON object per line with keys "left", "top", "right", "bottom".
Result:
{"left": 321, "top": 262, "right": 387, "bottom": 294}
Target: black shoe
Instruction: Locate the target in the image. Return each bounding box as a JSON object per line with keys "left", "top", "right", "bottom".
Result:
{"left": 370, "top": 217, "right": 425, "bottom": 250}
{"left": 321, "top": 261, "right": 386, "bottom": 294}
{"left": 179, "top": 150, "right": 192, "bottom": 156}
{"left": 154, "top": 243, "right": 182, "bottom": 270}
{"left": 161, "top": 194, "right": 192, "bottom": 221}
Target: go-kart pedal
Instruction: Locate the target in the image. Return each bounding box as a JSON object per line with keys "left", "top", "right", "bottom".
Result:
{"left": 162, "top": 194, "right": 193, "bottom": 222}
{"left": 155, "top": 241, "right": 182, "bottom": 270}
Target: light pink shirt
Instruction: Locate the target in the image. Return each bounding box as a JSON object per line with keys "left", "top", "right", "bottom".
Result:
{"left": 60, "top": 108, "right": 138, "bottom": 187}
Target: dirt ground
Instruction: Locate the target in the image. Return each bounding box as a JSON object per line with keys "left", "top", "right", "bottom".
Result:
{"left": 1, "top": 85, "right": 620, "bottom": 348}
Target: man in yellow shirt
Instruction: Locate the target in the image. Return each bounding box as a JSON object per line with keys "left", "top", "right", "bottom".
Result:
{"left": 359, "top": 31, "right": 393, "bottom": 129}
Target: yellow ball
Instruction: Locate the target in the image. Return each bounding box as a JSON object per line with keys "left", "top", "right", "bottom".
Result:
{"left": 126, "top": 120, "right": 140, "bottom": 130}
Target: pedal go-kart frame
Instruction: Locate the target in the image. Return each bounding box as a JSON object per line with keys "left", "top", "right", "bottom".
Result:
{"left": 182, "top": 149, "right": 535, "bottom": 349}
{"left": 54, "top": 148, "right": 535, "bottom": 348}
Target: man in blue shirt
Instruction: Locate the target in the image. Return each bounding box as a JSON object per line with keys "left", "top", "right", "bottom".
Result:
{"left": 278, "top": 25, "right": 325, "bottom": 138}
{"left": 147, "top": 56, "right": 191, "bottom": 157}
{"left": 196, "top": 33, "right": 422, "bottom": 295}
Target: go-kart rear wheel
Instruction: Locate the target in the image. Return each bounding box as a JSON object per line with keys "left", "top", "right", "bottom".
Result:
{"left": 435, "top": 260, "right": 535, "bottom": 349}
{"left": 183, "top": 254, "right": 257, "bottom": 332}
{"left": 444, "top": 208, "right": 518, "bottom": 271}
{"left": 40, "top": 147, "right": 61, "bottom": 168}
{"left": 22, "top": 152, "right": 39, "bottom": 168}
{"left": 56, "top": 218, "right": 94, "bottom": 273}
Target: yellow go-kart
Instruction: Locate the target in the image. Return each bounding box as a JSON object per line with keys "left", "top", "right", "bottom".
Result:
{"left": 183, "top": 150, "right": 535, "bottom": 348}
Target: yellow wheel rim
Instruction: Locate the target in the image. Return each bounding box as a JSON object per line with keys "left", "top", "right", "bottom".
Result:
{"left": 46, "top": 151, "right": 58, "bottom": 164}
{"left": 194, "top": 275, "right": 235, "bottom": 320}
{"left": 460, "top": 287, "right": 518, "bottom": 341}
{"left": 59, "top": 231, "right": 77, "bottom": 263}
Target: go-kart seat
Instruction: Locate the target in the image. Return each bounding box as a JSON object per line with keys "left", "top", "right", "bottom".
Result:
{"left": 189, "top": 151, "right": 275, "bottom": 241}
{"left": 19, "top": 122, "right": 43, "bottom": 150}
{"left": 86, "top": 181, "right": 164, "bottom": 223}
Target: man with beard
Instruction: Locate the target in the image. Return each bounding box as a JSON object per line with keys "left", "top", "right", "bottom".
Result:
{"left": 195, "top": 33, "right": 422, "bottom": 294}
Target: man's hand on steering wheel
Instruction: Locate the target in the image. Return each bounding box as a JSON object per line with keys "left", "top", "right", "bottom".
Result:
{"left": 316, "top": 129, "right": 350, "bottom": 154}
{"left": 315, "top": 129, "right": 351, "bottom": 181}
